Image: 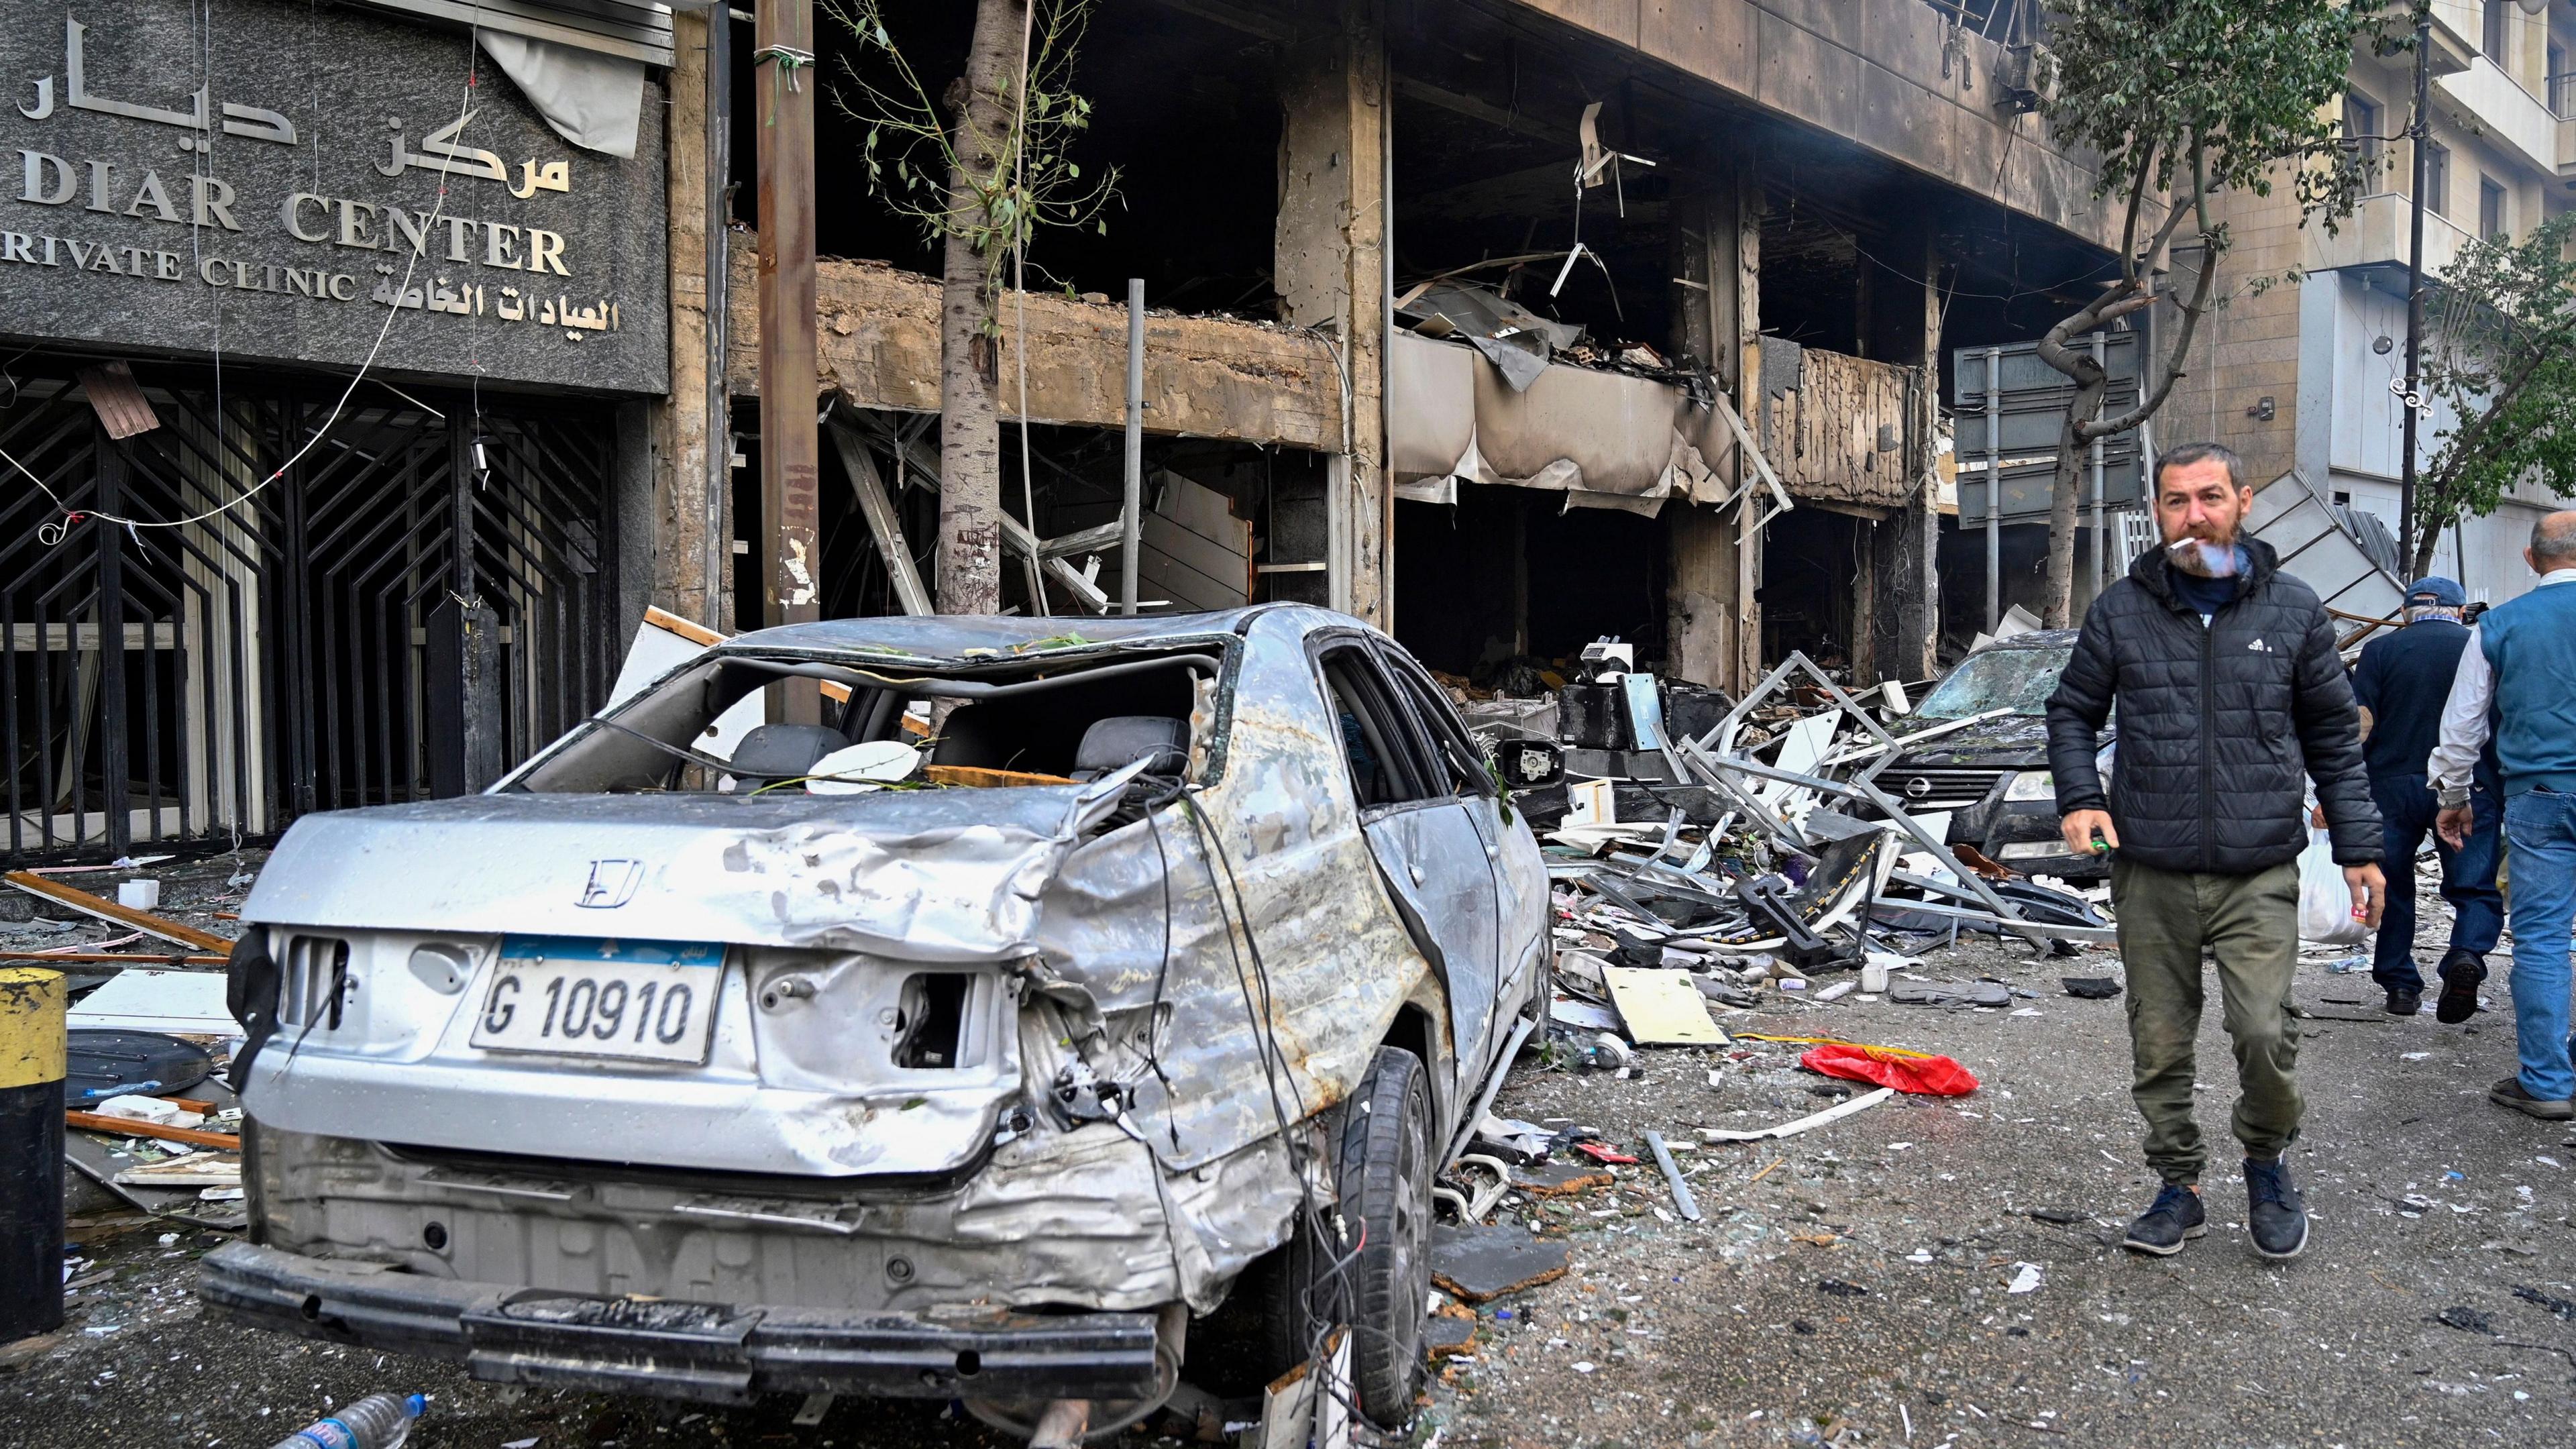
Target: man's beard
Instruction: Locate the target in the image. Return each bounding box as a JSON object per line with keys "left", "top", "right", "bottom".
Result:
{"left": 2165, "top": 537, "right": 2245, "bottom": 579}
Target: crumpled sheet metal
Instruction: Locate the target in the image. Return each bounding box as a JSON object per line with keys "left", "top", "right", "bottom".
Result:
{"left": 1387, "top": 330, "right": 1731, "bottom": 513}
{"left": 1033, "top": 614, "right": 1426, "bottom": 1173}
{"left": 244, "top": 759, "right": 1148, "bottom": 963}
{"left": 255, "top": 1120, "right": 1316, "bottom": 1316}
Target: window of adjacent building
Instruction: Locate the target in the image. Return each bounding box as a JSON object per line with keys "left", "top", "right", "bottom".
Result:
{"left": 2424, "top": 142, "right": 2451, "bottom": 217}
{"left": 2481, "top": 176, "right": 2509, "bottom": 239}
{"left": 2483, "top": 0, "right": 2509, "bottom": 66}
{"left": 2551, "top": 40, "right": 2571, "bottom": 119}
{"left": 2343, "top": 93, "right": 2382, "bottom": 167}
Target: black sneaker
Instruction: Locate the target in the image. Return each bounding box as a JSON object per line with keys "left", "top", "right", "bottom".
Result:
{"left": 2244, "top": 1156, "right": 2308, "bottom": 1260}
{"left": 2435, "top": 949, "right": 2485, "bottom": 1025}
{"left": 2121, "top": 1183, "right": 2206, "bottom": 1256}
{"left": 2385, "top": 988, "right": 2422, "bottom": 1016}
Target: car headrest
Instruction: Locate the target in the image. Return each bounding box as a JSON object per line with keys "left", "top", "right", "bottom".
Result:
{"left": 727, "top": 723, "right": 848, "bottom": 786}
{"left": 1073, "top": 716, "right": 1188, "bottom": 779}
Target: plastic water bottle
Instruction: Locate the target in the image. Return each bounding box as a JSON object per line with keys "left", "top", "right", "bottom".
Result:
{"left": 266, "top": 1393, "right": 425, "bottom": 1449}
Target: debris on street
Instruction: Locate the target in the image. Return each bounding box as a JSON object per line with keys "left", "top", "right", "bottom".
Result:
{"left": 1428, "top": 1224, "right": 1575, "bottom": 1303}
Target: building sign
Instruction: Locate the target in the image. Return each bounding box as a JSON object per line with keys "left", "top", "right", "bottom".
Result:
{"left": 1, "top": 0, "right": 667, "bottom": 394}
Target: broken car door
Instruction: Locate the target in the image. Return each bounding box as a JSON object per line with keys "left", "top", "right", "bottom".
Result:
{"left": 1379, "top": 647, "right": 1546, "bottom": 1075}
{"left": 1316, "top": 640, "right": 1502, "bottom": 1076}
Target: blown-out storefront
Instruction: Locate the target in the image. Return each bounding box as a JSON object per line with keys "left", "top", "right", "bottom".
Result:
{"left": 1, "top": 0, "right": 670, "bottom": 856}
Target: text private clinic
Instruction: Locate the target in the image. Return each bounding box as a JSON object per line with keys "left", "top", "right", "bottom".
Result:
{"left": 7, "top": 150, "right": 580, "bottom": 298}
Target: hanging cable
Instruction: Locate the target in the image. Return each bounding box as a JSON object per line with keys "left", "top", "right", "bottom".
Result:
{"left": 10, "top": 1, "right": 495, "bottom": 540}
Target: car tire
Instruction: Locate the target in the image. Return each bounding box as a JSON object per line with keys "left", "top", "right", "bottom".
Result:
{"left": 1334, "top": 1043, "right": 1432, "bottom": 1428}
{"left": 1184, "top": 1044, "right": 1432, "bottom": 1428}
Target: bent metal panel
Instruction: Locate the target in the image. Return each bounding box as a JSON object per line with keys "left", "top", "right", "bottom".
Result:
{"left": 0, "top": 0, "right": 668, "bottom": 395}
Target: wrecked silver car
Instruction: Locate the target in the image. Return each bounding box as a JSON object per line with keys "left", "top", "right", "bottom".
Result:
{"left": 200, "top": 606, "right": 1550, "bottom": 1433}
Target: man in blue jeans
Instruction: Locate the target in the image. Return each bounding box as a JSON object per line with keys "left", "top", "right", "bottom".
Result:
{"left": 2434, "top": 511, "right": 2576, "bottom": 1120}
{"left": 2353, "top": 577, "right": 2503, "bottom": 1019}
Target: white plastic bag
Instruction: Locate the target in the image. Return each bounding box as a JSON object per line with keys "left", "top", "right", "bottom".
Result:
{"left": 2296, "top": 827, "right": 2365, "bottom": 947}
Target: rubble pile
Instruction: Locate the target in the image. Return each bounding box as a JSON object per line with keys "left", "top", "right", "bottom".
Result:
{"left": 1419, "top": 646, "right": 2128, "bottom": 1296}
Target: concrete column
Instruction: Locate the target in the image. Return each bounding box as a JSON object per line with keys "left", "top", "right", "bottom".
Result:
{"left": 1867, "top": 230, "right": 1943, "bottom": 683}
{"left": 1664, "top": 182, "right": 1739, "bottom": 691}
{"left": 1731, "top": 162, "right": 1766, "bottom": 690}
{"left": 654, "top": 7, "right": 720, "bottom": 627}
{"left": 1275, "top": 0, "right": 1388, "bottom": 627}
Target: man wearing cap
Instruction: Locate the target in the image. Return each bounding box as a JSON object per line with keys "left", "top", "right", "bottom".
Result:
{"left": 2432, "top": 511, "right": 2576, "bottom": 1120}
{"left": 2351, "top": 576, "right": 2503, "bottom": 1020}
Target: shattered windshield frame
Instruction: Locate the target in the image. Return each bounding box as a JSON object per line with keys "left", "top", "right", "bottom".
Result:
{"left": 1912, "top": 645, "right": 2073, "bottom": 720}
{"left": 500, "top": 638, "right": 1241, "bottom": 796}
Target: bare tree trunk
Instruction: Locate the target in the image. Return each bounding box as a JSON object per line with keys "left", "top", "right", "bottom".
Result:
{"left": 2041, "top": 370, "right": 2109, "bottom": 625}
{"left": 2412, "top": 492, "right": 2449, "bottom": 579}
{"left": 2033, "top": 148, "right": 2218, "bottom": 626}
{"left": 934, "top": 0, "right": 1028, "bottom": 616}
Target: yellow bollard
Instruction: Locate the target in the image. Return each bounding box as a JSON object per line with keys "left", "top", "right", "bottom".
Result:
{"left": 1, "top": 967, "right": 67, "bottom": 1342}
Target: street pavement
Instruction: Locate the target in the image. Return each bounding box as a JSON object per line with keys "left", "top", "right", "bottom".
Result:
{"left": 5, "top": 904, "right": 2573, "bottom": 1447}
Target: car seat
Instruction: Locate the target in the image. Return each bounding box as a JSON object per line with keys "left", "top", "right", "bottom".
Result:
{"left": 1072, "top": 716, "right": 1188, "bottom": 780}
{"left": 726, "top": 723, "right": 847, "bottom": 791}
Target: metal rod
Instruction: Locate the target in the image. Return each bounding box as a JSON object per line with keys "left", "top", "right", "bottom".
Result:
{"left": 755, "top": 0, "right": 820, "bottom": 723}
{"left": 1644, "top": 1130, "right": 1701, "bottom": 1222}
{"left": 96, "top": 430, "right": 130, "bottom": 858}
{"left": 2399, "top": 9, "right": 2429, "bottom": 581}
{"left": 1984, "top": 345, "right": 2001, "bottom": 631}
{"left": 1121, "top": 278, "right": 1144, "bottom": 616}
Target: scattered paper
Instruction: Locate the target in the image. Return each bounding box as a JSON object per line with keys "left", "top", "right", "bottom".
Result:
{"left": 1602, "top": 967, "right": 1729, "bottom": 1046}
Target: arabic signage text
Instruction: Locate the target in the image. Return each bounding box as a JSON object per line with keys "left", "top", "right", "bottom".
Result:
{"left": 0, "top": 0, "right": 667, "bottom": 394}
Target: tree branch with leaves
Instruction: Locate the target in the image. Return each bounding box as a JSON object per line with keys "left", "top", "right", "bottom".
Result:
{"left": 826, "top": 0, "right": 1120, "bottom": 616}
{"left": 2409, "top": 213, "right": 2576, "bottom": 576}
{"left": 2025, "top": 0, "right": 2396, "bottom": 625}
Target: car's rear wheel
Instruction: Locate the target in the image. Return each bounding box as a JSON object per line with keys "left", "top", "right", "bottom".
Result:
{"left": 1185, "top": 1044, "right": 1432, "bottom": 1428}
{"left": 1334, "top": 1043, "right": 1433, "bottom": 1427}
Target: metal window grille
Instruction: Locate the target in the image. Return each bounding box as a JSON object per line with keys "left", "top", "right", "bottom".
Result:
{"left": 1, "top": 354, "right": 621, "bottom": 859}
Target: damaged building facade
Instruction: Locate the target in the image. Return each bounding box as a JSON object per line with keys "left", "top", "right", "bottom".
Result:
{"left": 3, "top": 0, "right": 2140, "bottom": 859}
{"left": 666, "top": 0, "right": 2139, "bottom": 709}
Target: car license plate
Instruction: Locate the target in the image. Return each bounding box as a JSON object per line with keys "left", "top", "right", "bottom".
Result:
{"left": 470, "top": 935, "right": 726, "bottom": 1064}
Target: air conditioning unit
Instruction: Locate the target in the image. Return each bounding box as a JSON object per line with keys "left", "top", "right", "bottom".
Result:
{"left": 1994, "top": 42, "right": 2058, "bottom": 113}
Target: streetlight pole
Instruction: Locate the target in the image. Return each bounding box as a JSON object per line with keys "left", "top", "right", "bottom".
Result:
{"left": 2399, "top": 5, "right": 2429, "bottom": 581}
{"left": 755, "top": 0, "right": 820, "bottom": 721}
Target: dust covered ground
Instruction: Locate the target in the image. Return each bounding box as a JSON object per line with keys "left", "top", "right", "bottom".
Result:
{"left": 1423, "top": 927, "right": 2576, "bottom": 1449}
{"left": 5, "top": 894, "right": 2573, "bottom": 1448}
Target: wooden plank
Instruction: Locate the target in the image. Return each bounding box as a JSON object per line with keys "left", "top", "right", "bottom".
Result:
{"left": 0, "top": 952, "right": 231, "bottom": 965}
{"left": 3, "top": 873, "right": 231, "bottom": 953}
{"left": 66, "top": 1111, "right": 240, "bottom": 1150}
{"left": 640, "top": 604, "right": 724, "bottom": 648}
{"left": 921, "top": 765, "right": 1079, "bottom": 788}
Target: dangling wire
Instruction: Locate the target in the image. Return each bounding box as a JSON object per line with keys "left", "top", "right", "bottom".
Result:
{"left": 10, "top": 1, "right": 496, "bottom": 541}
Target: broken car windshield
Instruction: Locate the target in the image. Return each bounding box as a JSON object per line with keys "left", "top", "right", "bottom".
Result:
{"left": 508, "top": 648, "right": 1222, "bottom": 795}
{"left": 1913, "top": 645, "right": 2072, "bottom": 720}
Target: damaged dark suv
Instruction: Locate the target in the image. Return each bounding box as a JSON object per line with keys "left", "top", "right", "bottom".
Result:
{"left": 201, "top": 607, "right": 1550, "bottom": 1435}
{"left": 1874, "top": 630, "right": 2108, "bottom": 881}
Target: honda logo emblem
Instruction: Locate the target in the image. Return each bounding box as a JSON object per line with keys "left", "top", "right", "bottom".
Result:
{"left": 577, "top": 859, "right": 643, "bottom": 908}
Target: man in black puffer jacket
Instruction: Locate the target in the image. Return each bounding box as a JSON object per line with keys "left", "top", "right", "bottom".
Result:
{"left": 2045, "top": 443, "right": 2385, "bottom": 1263}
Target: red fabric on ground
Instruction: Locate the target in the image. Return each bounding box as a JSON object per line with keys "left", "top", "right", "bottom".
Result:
{"left": 1799, "top": 1042, "right": 1980, "bottom": 1096}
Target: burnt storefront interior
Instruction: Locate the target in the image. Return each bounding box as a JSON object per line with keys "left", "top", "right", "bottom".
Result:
{"left": 689, "top": 0, "right": 2135, "bottom": 717}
